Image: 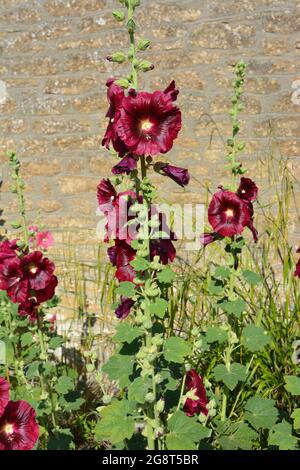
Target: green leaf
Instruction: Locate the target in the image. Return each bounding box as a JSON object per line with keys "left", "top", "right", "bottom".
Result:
{"left": 219, "top": 423, "right": 258, "bottom": 450}
{"left": 242, "top": 270, "right": 263, "bottom": 286}
{"left": 220, "top": 298, "right": 246, "bottom": 317}
{"left": 206, "top": 326, "right": 227, "bottom": 344}
{"left": 166, "top": 411, "right": 210, "bottom": 450}
{"left": 291, "top": 409, "right": 300, "bottom": 430}
{"left": 21, "top": 332, "right": 33, "bottom": 347}
{"left": 130, "top": 257, "right": 149, "bottom": 271}
{"left": 163, "top": 336, "right": 192, "bottom": 364}
{"left": 241, "top": 324, "right": 270, "bottom": 352}
{"left": 55, "top": 376, "right": 74, "bottom": 395}
{"left": 113, "top": 323, "right": 143, "bottom": 344}
{"left": 214, "top": 266, "right": 231, "bottom": 280}
{"left": 157, "top": 267, "right": 175, "bottom": 285}
{"left": 47, "top": 429, "right": 74, "bottom": 450}
{"left": 102, "top": 354, "right": 134, "bottom": 388}
{"left": 268, "top": 421, "right": 298, "bottom": 450}
{"left": 95, "top": 400, "right": 135, "bottom": 444}
{"left": 49, "top": 336, "right": 64, "bottom": 349}
{"left": 128, "top": 377, "right": 152, "bottom": 403}
{"left": 244, "top": 396, "right": 278, "bottom": 430}
{"left": 284, "top": 376, "right": 300, "bottom": 396}
{"left": 149, "top": 298, "right": 168, "bottom": 319}
{"left": 115, "top": 282, "right": 136, "bottom": 298}
{"left": 208, "top": 279, "right": 223, "bottom": 296}
{"left": 213, "top": 363, "right": 247, "bottom": 391}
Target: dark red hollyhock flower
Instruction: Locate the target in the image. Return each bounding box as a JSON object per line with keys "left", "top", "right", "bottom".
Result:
{"left": 116, "top": 87, "right": 182, "bottom": 156}
{"left": 0, "top": 377, "right": 9, "bottom": 418}
{"left": 18, "top": 300, "right": 39, "bottom": 322}
{"left": 0, "top": 258, "right": 28, "bottom": 304}
{"left": 97, "top": 178, "right": 138, "bottom": 242}
{"left": 183, "top": 370, "right": 209, "bottom": 418}
{"left": 0, "top": 239, "right": 18, "bottom": 264}
{"left": 295, "top": 260, "right": 300, "bottom": 278}
{"left": 21, "top": 251, "right": 55, "bottom": 291}
{"left": 102, "top": 78, "right": 128, "bottom": 157}
{"left": 97, "top": 178, "right": 117, "bottom": 212}
{"left": 112, "top": 154, "right": 137, "bottom": 175}
{"left": 108, "top": 240, "right": 136, "bottom": 283}
{"left": 150, "top": 239, "right": 176, "bottom": 265}
{"left": 33, "top": 275, "right": 58, "bottom": 303}
{"left": 208, "top": 190, "right": 252, "bottom": 238}
{"left": 163, "top": 80, "right": 179, "bottom": 102}
{"left": 237, "top": 177, "right": 258, "bottom": 202}
{"left": 161, "top": 164, "right": 190, "bottom": 188}
{"left": 0, "top": 400, "right": 39, "bottom": 450}
{"left": 115, "top": 297, "right": 135, "bottom": 320}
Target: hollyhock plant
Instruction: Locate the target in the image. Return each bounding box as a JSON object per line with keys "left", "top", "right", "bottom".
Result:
{"left": 183, "top": 370, "right": 209, "bottom": 418}
{"left": 35, "top": 231, "right": 54, "bottom": 250}
{"left": 0, "top": 378, "right": 9, "bottom": 418}
{"left": 0, "top": 240, "right": 18, "bottom": 265}
{"left": 0, "top": 400, "right": 39, "bottom": 451}
{"left": 116, "top": 87, "right": 182, "bottom": 156}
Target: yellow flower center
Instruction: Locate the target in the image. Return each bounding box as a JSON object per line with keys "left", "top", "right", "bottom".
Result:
{"left": 4, "top": 424, "right": 14, "bottom": 435}
{"left": 225, "top": 209, "right": 234, "bottom": 217}
{"left": 28, "top": 263, "right": 38, "bottom": 274}
{"left": 141, "top": 119, "right": 152, "bottom": 132}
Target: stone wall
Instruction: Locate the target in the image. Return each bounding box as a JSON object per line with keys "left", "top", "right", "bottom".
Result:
{"left": 0, "top": 0, "right": 300, "bottom": 317}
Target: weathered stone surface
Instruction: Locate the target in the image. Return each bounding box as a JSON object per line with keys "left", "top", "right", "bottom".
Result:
{"left": 32, "top": 118, "right": 91, "bottom": 135}
{"left": 44, "top": 0, "right": 107, "bottom": 17}
{"left": 189, "top": 22, "right": 255, "bottom": 49}
{"left": 44, "top": 77, "right": 98, "bottom": 95}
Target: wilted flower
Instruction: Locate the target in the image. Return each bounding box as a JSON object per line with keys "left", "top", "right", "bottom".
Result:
{"left": 183, "top": 369, "right": 209, "bottom": 418}
{"left": 160, "top": 164, "right": 190, "bottom": 188}
{"left": 115, "top": 297, "right": 135, "bottom": 320}
{"left": 0, "top": 377, "right": 9, "bottom": 418}
{"left": 0, "top": 400, "right": 39, "bottom": 451}
{"left": 112, "top": 154, "right": 138, "bottom": 175}
{"left": 116, "top": 86, "right": 181, "bottom": 156}
{"left": 199, "top": 232, "right": 217, "bottom": 247}
{"left": 108, "top": 240, "right": 136, "bottom": 283}
{"left": 18, "top": 300, "right": 39, "bottom": 321}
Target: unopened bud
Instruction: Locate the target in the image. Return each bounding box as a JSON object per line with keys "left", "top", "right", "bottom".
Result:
{"left": 135, "top": 60, "right": 154, "bottom": 72}
{"left": 112, "top": 10, "right": 125, "bottom": 21}
{"left": 145, "top": 392, "right": 155, "bottom": 403}
{"left": 138, "top": 39, "right": 151, "bottom": 51}
{"left": 156, "top": 399, "right": 165, "bottom": 413}
{"left": 106, "top": 52, "right": 126, "bottom": 63}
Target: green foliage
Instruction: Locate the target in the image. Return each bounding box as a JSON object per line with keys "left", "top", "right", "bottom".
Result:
{"left": 241, "top": 324, "right": 271, "bottom": 352}
{"left": 166, "top": 411, "right": 210, "bottom": 450}
{"left": 284, "top": 376, "right": 300, "bottom": 395}
{"left": 102, "top": 354, "right": 134, "bottom": 388}
{"left": 213, "top": 363, "right": 247, "bottom": 391}
{"left": 163, "top": 337, "right": 192, "bottom": 364}
{"left": 268, "top": 421, "right": 298, "bottom": 450}
{"left": 244, "top": 397, "right": 278, "bottom": 430}
{"left": 95, "top": 400, "right": 135, "bottom": 444}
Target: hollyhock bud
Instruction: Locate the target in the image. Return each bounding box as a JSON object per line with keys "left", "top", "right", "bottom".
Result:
{"left": 0, "top": 400, "right": 39, "bottom": 450}
{"left": 137, "top": 39, "right": 151, "bottom": 51}
{"left": 159, "top": 163, "right": 190, "bottom": 188}
{"left": 106, "top": 52, "right": 126, "bottom": 63}
{"left": 135, "top": 60, "right": 154, "bottom": 72}
{"left": 112, "top": 10, "right": 125, "bottom": 21}
{"left": 0, "top": 377, "right": 9, "bottom": 417}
